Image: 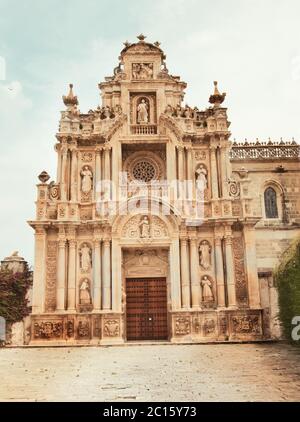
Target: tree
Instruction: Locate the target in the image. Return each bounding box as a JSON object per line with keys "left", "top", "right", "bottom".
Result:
{"left": 0, "top": 264, "right": 32, "bottom": 325}
{"left": 275, "top": 239, "right": 300, "bottom": 347}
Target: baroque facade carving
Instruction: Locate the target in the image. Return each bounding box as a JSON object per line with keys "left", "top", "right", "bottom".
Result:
{"left": 27, "top": 34, "right": 297, "bottom": 346}
{"left": 232, "top": 235, "right": 249, "bottom": 306}
{"left": 122, "top": 215, "right": 168, "bottom": 239}
{"left": 45, "top": 241, "right": 57, "bottom": 312}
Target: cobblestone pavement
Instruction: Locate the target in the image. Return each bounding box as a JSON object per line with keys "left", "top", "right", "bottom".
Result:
{"left": 1, "top": 343, "right": 300, "bottom": 402}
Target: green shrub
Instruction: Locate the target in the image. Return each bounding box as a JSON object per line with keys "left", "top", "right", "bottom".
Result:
{"left": 275, "top": 239, "right": 300, "bottom": 346}
{"left": 0, "top": 264, "right": 32, "bottom": 324}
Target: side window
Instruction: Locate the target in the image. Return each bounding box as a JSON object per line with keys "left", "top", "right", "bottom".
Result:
{"left": 264, "top": 187, "right": 279, "bottom": 218}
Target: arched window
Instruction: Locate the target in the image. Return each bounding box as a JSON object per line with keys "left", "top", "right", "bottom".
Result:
{"left": 264, "top": 187, "right": 278, "bottom": 218}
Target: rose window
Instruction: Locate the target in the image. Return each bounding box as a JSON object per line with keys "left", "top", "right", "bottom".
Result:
{"left": 132, "top": 160, "right": 156, "bottom": 182}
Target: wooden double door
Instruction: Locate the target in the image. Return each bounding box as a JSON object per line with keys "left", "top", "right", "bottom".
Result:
{"left": 126, "top": 277, "right": 168, "bottom": 341}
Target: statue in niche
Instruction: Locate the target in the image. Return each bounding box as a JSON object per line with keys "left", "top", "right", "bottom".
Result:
{"left": 139, "top": 216, "right": 150, "bottom": 238}
{"left": 80, "top": 166, "right": 93, "bottom": 193}
{"left": 201, "top": 276, "right": 214, "bottom": 302}
{"left": 137, "top": 99, "right": 149, "bottom": 124}
{"left": 79, "top": 243, "right": 92, "bottom": 272}
{"left": 199, "top": 240, "right": 211, "bottom": 270}
{"left": 196, "top": 164, "right": 208, "bottom": 191}
{"left": 79, "top": 278, "right": 91, "bottom": 305}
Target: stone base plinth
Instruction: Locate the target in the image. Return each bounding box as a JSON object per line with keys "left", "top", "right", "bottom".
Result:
{"left": 29, "top": 308, "right": 267, "bottom": 346}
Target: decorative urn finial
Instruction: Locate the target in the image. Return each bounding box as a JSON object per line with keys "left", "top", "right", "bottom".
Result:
{"left": 38, "top": 171, "right": 50, "bottom": 183}
{"left": 62, "top": 83, "right": 78, "bottom": 107}
{"left": 137, "top": 34, "right": 146, "bottom": 42}
{"left": 209, "top": 81, "right": 226, "bottom": 107}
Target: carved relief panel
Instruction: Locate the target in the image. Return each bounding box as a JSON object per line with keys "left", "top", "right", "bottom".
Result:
{"left": 132, "top": 63, "right": 154, "bottom": 80}
{"left": 121, "top": 215, "right": 169, "bottom": 241}
{"left": 123, "top": 248, "right": 168, "bottom": 278}
{"left": 45, "top": 241, "right": 57, "bottom": 312}
{"left": 232, "top": 231, "right": 249, "bottom": 307}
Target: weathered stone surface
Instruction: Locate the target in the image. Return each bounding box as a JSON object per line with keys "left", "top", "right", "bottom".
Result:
{"left": 0, "top": 344, "right": 300, "bottom": 401}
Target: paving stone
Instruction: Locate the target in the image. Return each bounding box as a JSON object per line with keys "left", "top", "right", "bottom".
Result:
{"left": 0, "top": 343, "right": 300, "bottom": 401}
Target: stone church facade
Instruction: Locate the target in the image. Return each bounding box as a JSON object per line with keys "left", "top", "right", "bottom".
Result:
{"left": 28, "top": 35, "right": 300, "bottom": 345}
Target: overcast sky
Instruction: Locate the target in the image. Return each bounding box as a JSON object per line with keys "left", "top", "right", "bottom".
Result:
{"left": 0, "top": 0, "right": 299, "bottom": 264}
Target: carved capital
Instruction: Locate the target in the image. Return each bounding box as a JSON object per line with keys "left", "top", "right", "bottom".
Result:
{"left": 58, "top": 239, "right": 66, "bottom": 249}
{"left": 215, "top": 236, "right": 222, "bottom": 247}
{"left": 68, "top": 239, "right": 77, "bottom": 248}
{"left": 180, "top": 237, "right": 188, "bottom": 245}
{"left": 93, "top": 239, "right": 101, "bottom": 248}
{"left": 35, "top": 227, "right": 46, "bottom": 237}
{"left": 224, "top": 235, "right": 232, "bottom": 246}
{"left": 104, "top": 145, "right": 112, "bottom": 152}
{"left": 103, "top": 239, "right": 111, "bottom": 248}
{"left": 189, "top": 236, "right": 198, "bottom": 246}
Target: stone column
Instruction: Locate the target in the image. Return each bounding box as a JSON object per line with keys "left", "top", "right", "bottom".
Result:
{"left": 167, "top": 142, "right": 176, "bottom": 180}
{"left": 70, "top": 149, "right": 78, "bottom": 202}
{"left": 104, "top": 146, "right": 111, "bottom": 181}
{"left": 112, "top": 141, "right": 121, "bottom": 201}
{"left": 177, "top": 146, "right": 184, "bottom": 199}
{"left": 186, "top": 147, "right": 194, "bottom": 199}
{"left": 170, "top": 238, "right": 181, "bottom": 310}
{"left": 190, "top": 237, "right": 200, "bottom": 308}
{"left": 224, "top": 228, "right": 237, "bottom": 308}
{"left": 93, "top": 239, "right": 102, "bottom": 311}
{"left": 178, "top": 146, "right": 184, "bottom": 180}
{"left": 95, "top": 148, "right": 102, "bottom": 188}
{"left": 180, "top": 238, "right": 190, "bottom": 308}
{"left": 102, "top": 239, "right": 111, "bottom": 310}
{"left": 112, "top": 241, "right": 122, "bottom": 312}
{"left": 215, "top": 236, "right": 225, "bottom": 307}
{"left": 220, "top": 144, "right": 228, "bottom": 197}
{"left": 56, "top": 145, "right": 62, "bottom": 183}
{"left": 167, "top": 142, "right": 176, "bottom": 204}
{"left": 56, "top": 237, "right": 66, "bottom": 311}
{"left": 210, "top": 145, "right": 219, "bottom": 199}
{"left": 67, "top": 239, "right": 76, "bottom": 311}
{"left": 61, "top": 148, "right": 68, "bottom": 201}
{"left": 243, "top": 225, "right": 261, "bottom": 308}
{"left": 32, "top": 227, "right": 46, "bottom": 314}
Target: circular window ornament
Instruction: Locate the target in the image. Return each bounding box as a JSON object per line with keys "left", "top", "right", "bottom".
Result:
{"left": 132, "top": 160, "right": 157, "bottom": 182}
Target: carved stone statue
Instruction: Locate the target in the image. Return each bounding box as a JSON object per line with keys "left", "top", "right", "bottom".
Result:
{"left": 196, "top": 164, "right": 208, "bottom": 190}
{"left": 79, "top": 278, "right": 91, "bottom": 305}
{"left": 79, "top": 243, "right": 92, "bottom": 272}
{"left": 199, "top": 240, "right": 211, "bottom": 270}
{"left": 201, "top": 276, "right": 214, "bottom": 302}
{"left": 80, "top": 166, "right": 93, "bottom": 193}
{"left": 137, "top": 99, "right": 148, "bottom": 124}
{"left": 139, "top": 216, "right": 150, "bottom": 238}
